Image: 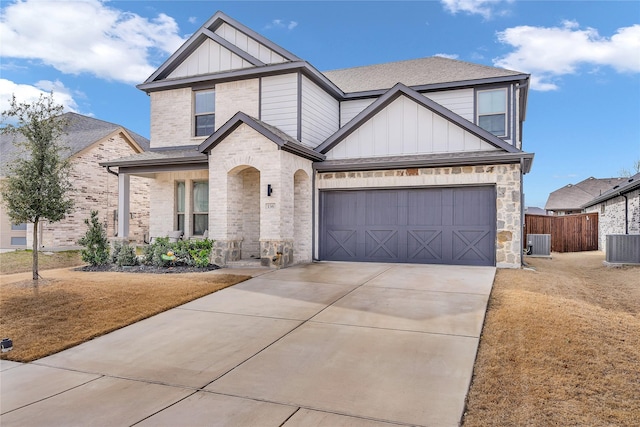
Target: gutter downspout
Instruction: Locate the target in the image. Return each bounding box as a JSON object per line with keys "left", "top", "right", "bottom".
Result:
{"left": 106, "top": 165, "right": 119, "bottom": 177}
{"left": 623, "top": 194, "right": 629, "bottom": 235}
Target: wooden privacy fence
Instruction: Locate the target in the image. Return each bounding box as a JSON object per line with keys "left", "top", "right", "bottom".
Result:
{"left": 524, "top": 213, "right": 598, "bottom": 253}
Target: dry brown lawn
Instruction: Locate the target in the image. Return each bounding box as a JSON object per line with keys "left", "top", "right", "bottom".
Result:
{"left": 0, "top": 268, "right": 250, "bottom": 362}
{"left": 463, "top": 251, "right": 640, "bottom": 426}
{"left": 0, "top": 250, "right": 84, "bottom": 274}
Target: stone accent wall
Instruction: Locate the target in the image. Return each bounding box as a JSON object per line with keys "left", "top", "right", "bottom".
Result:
{"left": 260, "top": 240, "right": 294, "bottom": 268}
{"left": 211, "top": 239, "right": 242, "bottom": 266}
{"left": 316, "top": 164, "right": 523, "bottom": 268}
{"left": 32, "top": 133, "right": 150, "bottom": 248}
{"left": 215, "top": 79, "right": 259, "bottom": 130}
{"left": 148, "top": 170, "right": 209, "bottom": 239}
{"left": 585, "top": 189, "right": 640, "bottom": 251}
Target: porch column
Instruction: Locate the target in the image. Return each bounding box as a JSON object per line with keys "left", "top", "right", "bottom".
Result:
{"left": 118, "top": 173, "right": 130, "bottom": 239}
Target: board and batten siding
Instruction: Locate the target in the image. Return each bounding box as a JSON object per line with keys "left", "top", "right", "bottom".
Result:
{"left": 215, "top": 23, "right": 287, "bottom": 64}
{"left": 301, "top": 76, "right": 339, "bottom": 148}
{"left": 261, "top": 74, "right": 298, "bottom": 140}
{"left": 325, "top": 95, "right": 499, "bottom": 160}
{"left": 340, "top": 88, "right": 474, "bottom": 127}
{"left": 168, "top": 39, "right": 252, "bottom": 79}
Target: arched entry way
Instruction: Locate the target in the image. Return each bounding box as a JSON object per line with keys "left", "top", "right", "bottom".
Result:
{"left": 227, "top": 165, "right": 260, "bottom": 260}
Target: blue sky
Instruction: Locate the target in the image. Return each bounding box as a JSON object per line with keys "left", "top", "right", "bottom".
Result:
{"left": 1, "top": 0, "right": 639, "bottom": 208}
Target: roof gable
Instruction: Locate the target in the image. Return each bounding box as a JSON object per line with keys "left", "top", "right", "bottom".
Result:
{"left": 545, "top": 176, "right": 628, "bottom": 210}
{"left": 317, "top": 83, "right": 520, "bottom": 157}
{"left": 0, "top": 112, "right": 149, "bottom": 175}
{"left": 582, "top": 173, "right": 640, "bottom": 207}
{"left": 199, "top": 112, "right": 324, "bottom": 161}
{"left": 144, "top": 11, "right": 300, "bottom": 84}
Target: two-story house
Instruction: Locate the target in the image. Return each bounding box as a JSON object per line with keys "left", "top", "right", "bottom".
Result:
{"left": 103, "top": 11, "right": 534, "bottom": 268}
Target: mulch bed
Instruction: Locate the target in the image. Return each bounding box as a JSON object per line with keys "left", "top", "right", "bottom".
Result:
{"left": 75, "top": 264, "right": 221, "bottom": 274}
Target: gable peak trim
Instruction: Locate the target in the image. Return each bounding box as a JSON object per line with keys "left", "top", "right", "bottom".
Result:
{"left": 315, "top": 83, "right": 520, "bottom": 155}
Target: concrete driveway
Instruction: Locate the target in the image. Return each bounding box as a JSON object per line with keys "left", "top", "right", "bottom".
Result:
{"left": 0, "top": 262, "right": 495, "bottom": 427}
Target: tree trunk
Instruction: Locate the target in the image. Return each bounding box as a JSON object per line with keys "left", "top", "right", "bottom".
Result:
{"left": 32, "top": 219, "right": 39, "bottom": 281}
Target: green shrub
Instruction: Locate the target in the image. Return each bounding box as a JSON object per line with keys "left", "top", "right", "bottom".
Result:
{"left": 77, "top": 210, "right": 110, "bottom": 266}
{"left": 143, "top": 237, "right": 213, "bottom": 267}
{"left": 111, "top": 241, "right": 138, "bottom": 267}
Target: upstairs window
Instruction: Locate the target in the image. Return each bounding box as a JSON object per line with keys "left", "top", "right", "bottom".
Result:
{"left": 477, "top": 88, "right": 507, "bottom": 137}
{"left": 194, "top": 89, "right": 215, "bottom": 137}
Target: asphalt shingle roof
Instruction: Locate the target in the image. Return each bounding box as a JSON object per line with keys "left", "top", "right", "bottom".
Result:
{"left": 322, "top": 56, "right": 526, "bottom": 93}
{"left": 1, "top": 112, "right": 149, "bottom": 175}
{"left": 582, "top": 173, "right": 640, "bottom": 207}
{"left": 544, "top": 176, "right": 628, "bottom": 211}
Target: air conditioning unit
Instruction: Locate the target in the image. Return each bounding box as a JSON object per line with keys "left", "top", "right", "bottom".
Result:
{"left": 527, "top": 234, "right": 551, "bottom": 256}
{"left": 606, "top": 235, "right": 640, "bottom": 264}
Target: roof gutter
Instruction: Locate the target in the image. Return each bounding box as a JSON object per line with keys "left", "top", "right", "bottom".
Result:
{"left": 106, "top": 165, "right": 119, "bottom": 177}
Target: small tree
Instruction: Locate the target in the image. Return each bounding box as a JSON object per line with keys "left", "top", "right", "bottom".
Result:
{"left": 78, "top": 210, "right": 110, "bottom": 266}
{"left": 0, "top": 94, "right": 74, "bottom": 281}
{"left": 618, "top": 159, "right": 640, "bottom": 178}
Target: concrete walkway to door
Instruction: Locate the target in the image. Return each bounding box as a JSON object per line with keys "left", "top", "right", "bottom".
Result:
{"left": 0, "top": 262, "right": 495, "bottom": 427}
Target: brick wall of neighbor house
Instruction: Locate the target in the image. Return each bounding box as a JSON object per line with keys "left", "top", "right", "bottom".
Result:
{"left": 316, "top": 164, "right": 523, "bottom": 268}
{"left": 585, "top": 189, "right": 640, "bottom": 251}
{"left": 215, "top": 79, "right": 259, "bottom": 130}
{"left": 148, "top": 170, "right": 209, "bottom": 239}
{"left": 150, "top": 87, "right": 194, "bottom": 148}
{"left": 32, "top": 134, "right": 150, "bottom": 248}
{"left": 208, "top": 123, "right": 313, "bottom": 265}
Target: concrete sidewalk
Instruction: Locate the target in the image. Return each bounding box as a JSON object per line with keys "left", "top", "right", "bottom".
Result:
{"left": 0, "top": 262, "right": 495, "bottom": 427}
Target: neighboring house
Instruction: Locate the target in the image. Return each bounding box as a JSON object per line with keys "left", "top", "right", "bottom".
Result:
{"left": 583, "top": 173, "right": 640, "bottom": 251}
{"left": 103, "top": 11, "right": 534, "bottom": 268}
{"left": 525, "top": 207, "right": 547, "bottom": 215}
{"left": 0, "top": 113, "right": 150, "bottom": 250}
{"left": 545, "top": 176, "right": 626, "bottom": 215}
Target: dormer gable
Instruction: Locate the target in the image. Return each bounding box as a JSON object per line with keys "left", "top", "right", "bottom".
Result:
{"left": 143, "top": 11, "right": 301, "bottom": 84}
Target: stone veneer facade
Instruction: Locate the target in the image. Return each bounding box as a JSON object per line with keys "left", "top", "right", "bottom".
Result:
{"left": 26, "top": 133, "right": 149, "bottom": 248}
{"left": 584, "top": 189, "right": 640, "bottom": 251}
{"left": 316, "top": 163, "right": 523, "bottom": 268}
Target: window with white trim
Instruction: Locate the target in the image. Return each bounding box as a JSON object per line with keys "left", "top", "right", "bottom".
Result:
{"left": 194, "top": 89, "right": 215, "bottom": 137}
{"left": 477, "top": 88, "right": 507, "bottom": 137}
{"left": 192, "top": 181, "right": 209, "bottom": 235}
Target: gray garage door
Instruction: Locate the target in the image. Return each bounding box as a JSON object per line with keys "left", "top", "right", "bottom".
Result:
{"left": 319, "top": 186, "right": 496, "bottom": 266}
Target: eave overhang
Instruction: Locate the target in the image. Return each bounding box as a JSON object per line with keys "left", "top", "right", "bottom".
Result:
{"left": 199, "top": 112, "right": 326, "bottom": 162}
{"left": 314, "top": 151, "right": 534, "bottom": 174}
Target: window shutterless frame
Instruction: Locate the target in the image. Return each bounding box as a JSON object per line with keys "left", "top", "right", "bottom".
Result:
{"left": 192, "top": 181, "right": 209, "bottom": 235}
{"left": 477, "top": 88, "right": 507, "bottom": 137}
{"left": 175, "top": 181, "right": 185, "bottom": 232}
{"left": 194, "top": 89, "right": 215, "bottom": 137}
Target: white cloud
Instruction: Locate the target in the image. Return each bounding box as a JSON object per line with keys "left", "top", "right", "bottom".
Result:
{"left": 188, "top": 16, "right": 198, "bottom": 24}
{"left": 434, "top": 53, "right": 460, "bottom": 60}
{"left": 0, "top": 0, "right": 186, "bottom": 84}
{"left": 0, "top": 79, "right": 81, "bottom": 114}
{"left": 265, "top": 19, "right": 298, "bottom": 31}
{"left": 494, "top": 21, "right": 640, "bottom": 91}
{"left": 440, "top": 0, "right": 512, "bottom": 19}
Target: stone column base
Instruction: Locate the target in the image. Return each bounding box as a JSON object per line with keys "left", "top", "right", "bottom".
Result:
{"left": 260, "top": 240, "right": 294, "bottom": 268}
{"left": 212, "top": 240, "right": 242, "bottom": 266}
